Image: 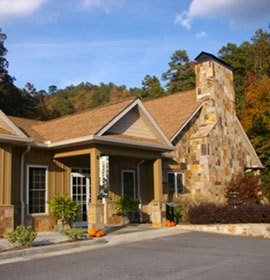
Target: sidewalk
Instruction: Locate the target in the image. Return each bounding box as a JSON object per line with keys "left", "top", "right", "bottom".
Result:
{"left": 0, "top": 224, "right": 183, "bottom": 263}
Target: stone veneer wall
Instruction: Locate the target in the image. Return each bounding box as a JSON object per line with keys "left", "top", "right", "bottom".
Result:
{"left": 176, "top": 224, "right": 270, "bottom": 239}
{"left": 165, "top": 59, "right": 259, "bottom": 202}
{"left": 0, "top": 205, "right": 14, "bottom": 238}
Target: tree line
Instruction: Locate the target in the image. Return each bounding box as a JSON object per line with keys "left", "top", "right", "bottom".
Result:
{"left": 0, "top": 27, "right": 270, "bottom": 185}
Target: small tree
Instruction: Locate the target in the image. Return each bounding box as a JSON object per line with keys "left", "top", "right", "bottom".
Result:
{"left": 225, "top": 172, "right": 262, "bottom": 205}
{"left": 115, "top": 195, "right": 140, "bottom": 216}
{"left": 49, "top": 195, "right": 79, "bottom": 227}
{"left": 6, "top": 226, "right": 37, "bottom": 247}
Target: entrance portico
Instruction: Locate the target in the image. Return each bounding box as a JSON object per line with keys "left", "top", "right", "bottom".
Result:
{"left": 53, "top": 142, "right": 169, "bottom": 231}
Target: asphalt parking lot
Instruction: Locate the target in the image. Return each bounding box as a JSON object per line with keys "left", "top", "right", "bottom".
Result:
{"left": 0, "top": 231, "right": 269, "bottom": 280}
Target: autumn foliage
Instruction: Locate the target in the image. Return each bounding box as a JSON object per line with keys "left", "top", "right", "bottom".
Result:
{"left": 224, "top": 172, "right": 262, "bottom": 205}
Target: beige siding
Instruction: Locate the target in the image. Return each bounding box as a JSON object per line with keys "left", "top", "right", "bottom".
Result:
{"left": 0, "top": 143, "right": 12, "bottom": 205}
{"left": 108, "top": 107, "right": 157, "bottom": 140}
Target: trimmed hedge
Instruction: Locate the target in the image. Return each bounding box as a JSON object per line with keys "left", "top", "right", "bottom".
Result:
{"left": 188, "top": 203, "right": 270, "bottom": 224}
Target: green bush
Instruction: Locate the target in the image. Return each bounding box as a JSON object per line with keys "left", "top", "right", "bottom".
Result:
{"left": 6, "top": 225, "right": 37, "bottom": 247}
{"left": 115, "top": 195, "right": 140, "bottom": 215}
{"left": 49, "top": 195, "right": 79, "bottom": 226}
{"left": 60, "top": 226, "right": 88, "bottom": 240}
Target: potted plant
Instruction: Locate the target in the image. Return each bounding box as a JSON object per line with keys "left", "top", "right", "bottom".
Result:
{"left": 49, "top": 195, "right": 79, "bottom": 231}
{"left": 115, "top": 195, "right": 140, "bottom": 225}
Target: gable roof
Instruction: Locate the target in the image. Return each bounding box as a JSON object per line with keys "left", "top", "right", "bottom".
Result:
{"left": 9, "top": 98, "right": 136, "bottom": 143}
{"left": 6, "top": 90, "right": 202, "bottom": 146}
{"left": 7, "top": 98, "right": 174, "bottom": 150}
{"left": 144, "top": 90, "right": 202, "bottom": 140}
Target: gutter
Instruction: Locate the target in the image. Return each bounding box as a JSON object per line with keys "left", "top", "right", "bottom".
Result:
{"left": 33, "top": 135, "right": 175, "bottom": 152}
{"left": 137, "top": 160, "right": 145, "bottom": 223}
{"left": 20, "top": 144, "right": 31, "bottom": 226}
{"left": 0, "top": 134, "right": 32, "bottom": 144}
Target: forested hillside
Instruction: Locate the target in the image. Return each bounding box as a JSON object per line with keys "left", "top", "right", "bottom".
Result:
{"left": 0, "top": 27, "right": 270, "bottom": 187}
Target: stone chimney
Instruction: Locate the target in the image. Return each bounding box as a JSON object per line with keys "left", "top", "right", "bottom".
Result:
{"left": 195, "top": 52, "right": 236, "bottom": 124}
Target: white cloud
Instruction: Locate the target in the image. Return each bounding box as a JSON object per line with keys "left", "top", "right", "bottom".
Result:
{"left": 81, "top": 0, "right": 126, "bottom": 13}
{"left": 0, "top": 0, "right": 48, "bottom": 20}
{"left": 195, "top": 31, "right": 207, "bottom": 40}
{"left": 175, "top": 0, "right": 270, "bottom": 29}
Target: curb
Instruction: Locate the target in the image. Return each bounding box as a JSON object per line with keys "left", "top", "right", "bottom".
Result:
{"left": 0, "top": 238, "right": 107, "bottom": 261}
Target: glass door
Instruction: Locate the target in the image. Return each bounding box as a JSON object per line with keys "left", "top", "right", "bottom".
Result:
{"left": 71, "top": 168, "right": 90, "bottom": 227}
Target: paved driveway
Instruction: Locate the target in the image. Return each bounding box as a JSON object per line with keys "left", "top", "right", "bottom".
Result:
{"left": 1, "top": 231, "right": 270, "bottom": 280}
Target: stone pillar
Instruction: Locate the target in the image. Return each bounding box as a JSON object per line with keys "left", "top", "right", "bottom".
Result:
{"left": 152, "top": 158, "right": 166, "bottom": 227}
{"left": 0, "top": 205, "right": 14, "bottom": 238}
{"left": 88, "top": 148, "right": 104, "bottom": 231}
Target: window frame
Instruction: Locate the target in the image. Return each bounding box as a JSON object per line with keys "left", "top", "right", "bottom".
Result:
{"left": 27, "top": 165, "right": 48, "bottom": 216}
{"left": 168, "top": 172, "right": 184, "bottom": 198}
{"left": 121, "top": 170, "right": 136, "bottom": 200}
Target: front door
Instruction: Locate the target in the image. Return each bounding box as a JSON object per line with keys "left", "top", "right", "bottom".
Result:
{"left": 71, "top": 168, "right": 90, "bottom": 227}
{"left": 121, "top": 170, "right": 136, "bottom": 199}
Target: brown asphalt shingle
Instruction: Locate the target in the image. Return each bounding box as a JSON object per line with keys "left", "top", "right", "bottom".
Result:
{"left": 8, "top": 90, "right": 201, "bottom": 144}
{"left": 144, "top": 90, "right": 202, "bottom": 139}
{"left": 10, "top": 99, "right": 136, "bottom": 142}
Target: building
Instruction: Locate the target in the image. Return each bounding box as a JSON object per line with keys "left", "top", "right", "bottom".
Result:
{"left": 0, "top": 52, "right": 263, "bottom": 237}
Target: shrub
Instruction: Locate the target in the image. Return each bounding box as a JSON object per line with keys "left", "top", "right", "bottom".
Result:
{"left": 225, "top": 172, "right": 262, "bottom": 205}
{"left": 6, "top": 225, "right": 37, "bottom": 247}
{"left": 49, "top": 195, "right": 79, "bottom": 226}
{"left": 60, "top": 226, "right": 88, "bottom": 240}
{"left": 115, "top": 195, "right": 140, "bottom": 215}
{"left": 170, "top": 194, "right": 214, "bottom": 223}
{"left": 188, "top": 203, "right": 270, "bottom": 224}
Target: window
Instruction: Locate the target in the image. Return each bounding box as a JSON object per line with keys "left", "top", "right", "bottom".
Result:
{"left": 122, "top": 170, "right": 136, "bottom": 199}
{"left": 28, "top": 166, "right": 47, "bottom": 214}
{"left": 168, "top": 172, "right": 184, "bottom": 201}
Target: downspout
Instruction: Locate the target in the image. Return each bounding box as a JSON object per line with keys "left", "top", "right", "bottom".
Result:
{"left": 20, "top": 144, "right": 31, "bottom": 226}
{"left": 137, "top": 160, "right": 145, "bottom": 223}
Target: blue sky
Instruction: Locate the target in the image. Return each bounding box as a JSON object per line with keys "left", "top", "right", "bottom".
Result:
{"left": 1, "top": 0, "right": 269, "bottom": 91}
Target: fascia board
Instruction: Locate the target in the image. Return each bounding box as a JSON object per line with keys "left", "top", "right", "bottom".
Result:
{"left": 34, "top": 134, "right": 174, "bottom": 152}
{"left": 95, "top": 98, "right": 139, "bottom": 136}
{"left": 136, "top": 99, "right": 173, "bottom": 147}
{"left": 235, "top": 118, "right": 264, "bottom": 168}
{"left": 92, "top": 135, "right": 175, "bottom": 152}
{"left": 0, "top": 134, "right": 33, "bottom": 143}
{"left": 0, "top": 110, "right": 29, "bottom": 138}
{"left": 170, "top": 104, "right": 203, "bottom": 143}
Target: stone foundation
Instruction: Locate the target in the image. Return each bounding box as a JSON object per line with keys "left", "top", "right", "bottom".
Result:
{"left": 88, "top": 203, "right": 105, "bottom": 231}
{"left": 150, "top": 200, "right": 166, "bottom": 227}
{"left": 176, "top": 224, "right": 270, "bottom": 239}
{"left": 32, "top": 216, "right": 56, "bottom": 232}
{"left": 0, "top": 205, "right": 14, "bottom": 238}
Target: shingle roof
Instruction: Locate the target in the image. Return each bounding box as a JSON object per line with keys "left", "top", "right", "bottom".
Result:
{"left": 0, "top": 127, "right": 17, "bottom": 136}
{"left": 144, "top": 90, "right": 202, "bottom": 139}
{"left": 8, "top": 90, "right": 201, "bottom": 144}
{"left": 9, "top": 98, "right": 136, "bottom": 142}
{"left": 8, "top": 116, "right": 45, "bottom": 141}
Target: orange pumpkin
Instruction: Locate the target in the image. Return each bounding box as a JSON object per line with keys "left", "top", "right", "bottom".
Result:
{"left": 166, "top": 220, "right": 171, "bottom": 227}
{"left": 99, "top": 231, "right": 105, "bottom": 236}
{"left": 170, "top": 221, "right": 175, "bottom": 227}
{"left": 89, "top": 229, "right": 97, "bottom": 237}
{"left": 96, "top": 232, "right": 102, "bottom": 238}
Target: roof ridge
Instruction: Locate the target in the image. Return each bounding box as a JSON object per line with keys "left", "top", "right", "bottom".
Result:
{"left": 34, "top": 97, "right": 137, "bottom": 126}
{"left": 143, "top": 89, "right": 196, "bottom": 104}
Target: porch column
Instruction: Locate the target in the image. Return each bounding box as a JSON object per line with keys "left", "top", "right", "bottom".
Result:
{"left": 0, "top": 143, "right": 14, "bottom": 237}
{"left": 151, "top": 158, "right": 166, "bottom": 227}
{"left": 88, "top": 148, "right": 104, "bottom": 231}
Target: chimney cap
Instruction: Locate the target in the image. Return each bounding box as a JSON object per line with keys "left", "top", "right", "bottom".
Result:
{"left": 195, "top": 51, "right": 232, "bottom": 70}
